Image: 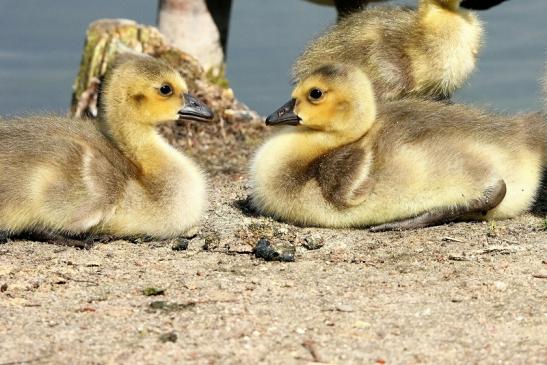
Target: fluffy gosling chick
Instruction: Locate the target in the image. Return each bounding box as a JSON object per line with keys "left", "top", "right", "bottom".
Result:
{"left": 0, "top": 54, "right": 213, "bottom": 244}
{"left": 251, "top": 64, "right": 546, "bottom": 230}
{"left": 293, "top": 0, "right": 483, "bottom": 102}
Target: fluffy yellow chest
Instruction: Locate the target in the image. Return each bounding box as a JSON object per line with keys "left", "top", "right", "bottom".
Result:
{"left": 105, "top": 142, "right": 207, "bottom": 237}
{"left": 250, "top": 131, "right": 372, "bottom": 227}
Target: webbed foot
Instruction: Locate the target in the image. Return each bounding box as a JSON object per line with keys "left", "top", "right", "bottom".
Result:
{"left": 370, "top": 180, "right": 507, "bottom": 232}
{"left": 14, "top": 231, "right": 97, "bottom": 249}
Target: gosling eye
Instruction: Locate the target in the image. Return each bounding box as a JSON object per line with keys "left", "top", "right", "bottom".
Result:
{"left": 308, "top": 88, "right": 325, "bottom": 103}
{"left": 159, "top": 84, "right": 173, "bottom": 96}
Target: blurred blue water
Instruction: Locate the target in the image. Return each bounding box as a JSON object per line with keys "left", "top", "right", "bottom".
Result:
{"left": 0, "top": 0, "right": 545, "bottom": 116}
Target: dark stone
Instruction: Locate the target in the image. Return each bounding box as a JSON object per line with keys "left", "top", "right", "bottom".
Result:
{"left": 254, "top": 239, "right": 295, "bottom": 262}
{"left": 142, "top": 287, "right": 165, "bottom": 296}
{"left": 159, "top": 331, "right": 178, "bottom": 343}
{"left": 149, "top": 301, "right": 169, "bottom": 310}
{"left": 234, "top": 195, "right": 261, "bottom": 217}
{"left": 172, "top": 238, "right": 189, "bottom": 251}
{"left": 149, "top": 301, "right": 196, "bottom": 313}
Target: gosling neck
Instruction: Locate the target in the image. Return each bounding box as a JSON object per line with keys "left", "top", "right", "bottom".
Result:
{"left": 419, "top": 0, "right": 462, "bottom": 13}
{"left": 98, "top": 108, "right": 172, "bottom": 174}
{"left": 286, "top": 107, "right": 376, "bottom": 164}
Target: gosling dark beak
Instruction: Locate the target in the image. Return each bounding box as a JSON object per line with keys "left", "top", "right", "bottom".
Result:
{"left": 265, "top": 99, "right": 301, "bottom": 126}
{"left": 178, "top": 93, "right": 214, "bottom": 122}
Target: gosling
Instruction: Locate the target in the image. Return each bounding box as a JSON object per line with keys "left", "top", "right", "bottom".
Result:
{"left": 250, "top": 64, "right": 546, "bottom": 230}
{"left": 293, "top": 0, "right": 483, "bottom": 102}
{"left": 0, "top": 54, "right": 213, "bottom": 245}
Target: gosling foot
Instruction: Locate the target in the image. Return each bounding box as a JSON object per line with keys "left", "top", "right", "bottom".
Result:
{"left": 370, "top": 180, "right": 507, "bottom": 232}
{"left": 14, "top": 231, "right": 97, "bottom": 249}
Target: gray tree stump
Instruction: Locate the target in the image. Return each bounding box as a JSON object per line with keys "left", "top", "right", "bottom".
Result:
{"left": 70, "top": 18, "right": 262, "bottom": 173}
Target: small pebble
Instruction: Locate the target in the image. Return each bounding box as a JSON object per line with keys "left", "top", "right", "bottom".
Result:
{"left": 336, "top": 304, "right": 355, "bottom": 312}
{"left": 303, "top": 235, "right": 325, "bottom": 250}
{"left": 172, "top": 238, "right": 189, "bottom": 251}
{"left": 142, "top": 287, "right": 165, "bottom": 296}
{"left": 159, "top": 332, "right": 178, "bottom": 343}
{"left": 448, "top": 254, "right": 470, "bottom": 261}
{"left": 275, "top": 227, "right": 289, "bottom": 235}
{"left": 254, "top": 239, "right": 295, "bottom": 262}
{"left": 353, "top": 320, "right": 371, "bottom": 329}
{"left": 0, "top": 283, "right": 7, "bottom": 292}
{"left": 149, "top": 301, "right": 195, "bottom": 313}
{"left": 149, "top": 301, "right": 168, "bottom": 310}
{"left": 494, "top": 281, "right": 507, "bottom": 291}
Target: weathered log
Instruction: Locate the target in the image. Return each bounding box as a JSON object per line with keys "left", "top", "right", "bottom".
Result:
{"left": 71, "top": 18, "right": 203, "bottom": 118}
{"left": 71, "top": 18, "right": 263, "bottom": 174}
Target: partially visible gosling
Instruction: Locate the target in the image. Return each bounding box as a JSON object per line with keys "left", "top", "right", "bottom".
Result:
{"left": 0, "top": 54, "right": 213, "bottom": 245}
{"left": 251, "top": 64, "right": 546, "bottom": 230}
{"left": 293, "top": 0, "right": 483, "bottom": 101}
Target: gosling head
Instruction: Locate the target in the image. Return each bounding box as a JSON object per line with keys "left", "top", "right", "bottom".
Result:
{"left": 100, "top": 54, "right": 213, "bottom": 126}
{"left": 266, "top": 64, "right": 377, "bottom": 138}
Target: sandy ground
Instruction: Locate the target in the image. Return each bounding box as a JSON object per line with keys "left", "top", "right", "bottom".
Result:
{"left": 1, "top": 168, "right": 546, "bottom": 365}
{"left": 1, "top": 113, "right": 547, "bottom": 365}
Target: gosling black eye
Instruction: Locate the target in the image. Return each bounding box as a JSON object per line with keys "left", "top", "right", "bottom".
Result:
{"left": 309, "top": 88, "right": 324, "bottom": 101}
{"left": 159, "top": 84, "right": 173, "bottom": 96}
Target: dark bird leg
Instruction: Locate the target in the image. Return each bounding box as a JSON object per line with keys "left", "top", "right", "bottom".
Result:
{"left": 334, "top": 0, "right": 370, "bottom": 19}
{"left": 460, "top": 0, "right": 508, "bottom": 11}
{"left": 205, "top": 0, "right": 233, "bottom": 55}
{"left": 12, "top": 231, "right": 97, "bottom": 249}
{"left": 370, "top": 180, "right": 507, "bottom": 232}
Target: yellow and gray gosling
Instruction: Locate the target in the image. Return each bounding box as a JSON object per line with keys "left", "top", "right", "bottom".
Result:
{"left": 0, "top": 54, "right": 213, "bottom": 246}
{"left": 293, "top": 0, "right": 483, "bottom": 102}
{"left": 251, "top": 64, "right": 546, "bottom": 230}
